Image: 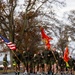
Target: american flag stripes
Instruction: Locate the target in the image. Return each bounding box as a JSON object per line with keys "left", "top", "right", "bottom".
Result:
{"left": 0, "top": 35, "right": 16, "bottom": 50}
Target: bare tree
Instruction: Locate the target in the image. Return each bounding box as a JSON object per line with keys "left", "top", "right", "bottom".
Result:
{"left": 0, "top": 0, "right": 66, "bottom": 67}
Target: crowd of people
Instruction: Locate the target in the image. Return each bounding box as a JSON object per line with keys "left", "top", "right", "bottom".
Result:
{"left": 2, "top": 47, "right": 75, "bottom": 75}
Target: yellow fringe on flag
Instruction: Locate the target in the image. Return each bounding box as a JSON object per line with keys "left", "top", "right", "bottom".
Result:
{"left": 66, "top": 62, "right": 70, "bottom": 68}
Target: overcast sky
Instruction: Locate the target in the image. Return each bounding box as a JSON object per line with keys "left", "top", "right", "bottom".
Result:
{"left": 17, "top": 0, "right": 75, "bottom": 15}
{"left": 55, "top": 0, "right": 75, "bottom": 19}
{"left": 59, "top": 0, "right": 75, "bottom": 13}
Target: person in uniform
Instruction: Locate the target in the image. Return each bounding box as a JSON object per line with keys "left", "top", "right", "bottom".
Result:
{"left": 14, "top": 49, "right": 21, "bottom": 75}
{"left": 51, "top": 47, "right": 59, "bottom": 75}
{"left": 22, "top": 47, "right": 34, "bottom": 74}
{"left": 3, "top": 54, "right": 8, "bottom": 73}
{"left": 58, "top": 56, "right": 66, "bottom": 74}
{"left": 12, "top": 56, "right": 17, "bottom": 73}
{"left": 68, "top": 56, "right": 75, "bottom": 74}
{"left": 42, "top": 46, "right": 51, "bottom": 74}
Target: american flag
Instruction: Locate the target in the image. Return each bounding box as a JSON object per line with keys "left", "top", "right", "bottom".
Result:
{"left": 0, "top": 35, "right": 16, "bottom": 50}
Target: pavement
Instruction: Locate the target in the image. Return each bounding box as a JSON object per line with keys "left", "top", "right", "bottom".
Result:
{"left": 0, "top": 72, "right": 40, "bottom": 75}
{"left": 0, "top": 72, "right": 74, "bottom": 75}
{"left": 0, "top": 72, "right": 23, "bottom": 75}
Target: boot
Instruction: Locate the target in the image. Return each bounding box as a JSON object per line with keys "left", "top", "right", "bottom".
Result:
{"left": 17, "top": 71, "right": 20, "bottom": 75}
{"left": 15, "top": 72, "right": 17, "bottom": 75}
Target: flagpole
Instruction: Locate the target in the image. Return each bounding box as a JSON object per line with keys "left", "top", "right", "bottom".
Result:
{"left": 12, "top": 50, "right": 22, "bottom": 62}
{"left": 51, "top": 47, "right": 58, "bottom": 63}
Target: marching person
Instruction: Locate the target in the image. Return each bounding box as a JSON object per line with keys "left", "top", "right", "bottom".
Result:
{"left": 12, "top": 56, "right": 17, "bottom": 73}
{"left": 68, "top": 56, "right": 74, "bottom": 74}
{"left": 42, "top": 46, "right": 50, "bottom": 74}
{"left": 14, "top": 48, "right": 21, "bottom": 75}
{"left": 51, "top": 47, "right": 59, "bottom": 75}
{"left": 58, "top": 55, "right": 66, "bottom": 74}
{"left": 3, "top": 54, "right": 8, "bottom": 73}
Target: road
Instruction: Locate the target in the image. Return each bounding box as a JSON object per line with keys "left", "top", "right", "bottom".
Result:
{"left": 0, "top": 72, "right": 74, "bottom": 75}
{"left": 0, "top": 72, "right": 23, "bottom": 75}
{"left": 0, "top": 72, "right": 37, "bottom": 75}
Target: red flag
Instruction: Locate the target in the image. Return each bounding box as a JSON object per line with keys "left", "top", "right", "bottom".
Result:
{"left": 40, "top": 27, "right": 53, "bottom": 40}
{"left": 46, "top": 41, "right": 51, "bottom": 50}
{"left": 40, "top": 26, "right": 53, "bottom": 50}
{"left": 63, "top": 46, "right": 69, "bottom": 62}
